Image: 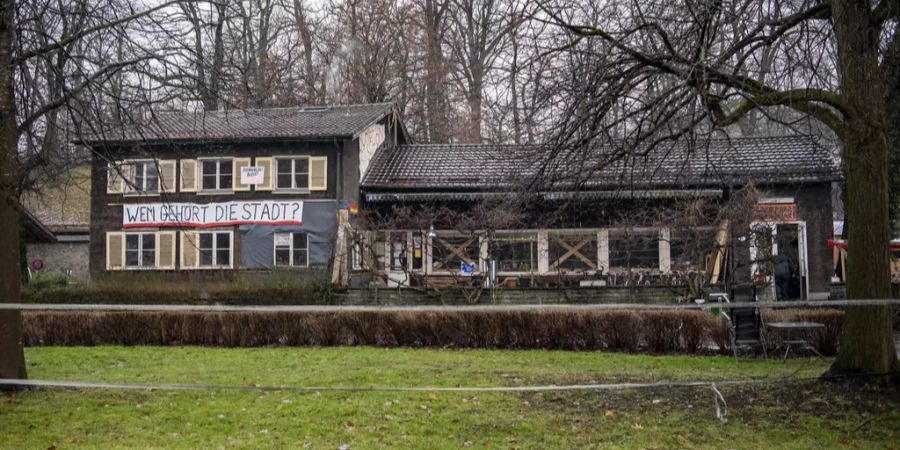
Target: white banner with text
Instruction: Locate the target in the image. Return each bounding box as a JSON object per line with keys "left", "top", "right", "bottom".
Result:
{"left": 123, "top": 200, "right": 303, "bottom": 228}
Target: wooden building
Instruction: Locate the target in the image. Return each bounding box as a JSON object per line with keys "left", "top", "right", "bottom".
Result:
{"left": 82, "top": 103, "right": 405, "bottom": 280}
{"left": 357, "top": 136, "right": 839, "bottom": 300}
{"left": 82, "top": 103, "right": 839, "bottom": 299}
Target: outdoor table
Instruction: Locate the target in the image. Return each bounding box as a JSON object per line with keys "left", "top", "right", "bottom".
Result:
{"left": 765, "top": 322, "right": 825, "bottom": 361}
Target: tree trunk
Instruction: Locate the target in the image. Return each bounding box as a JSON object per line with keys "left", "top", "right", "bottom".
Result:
{"left": 467, "top": 88, "right": 482, "bottom": 143}
{"left": 884, "top": 23, "right": 900, "bottom": 235}
{"left": 293, "top": 0, "right": 318, "bottom": 104}
{"left": 510, "top": 29, "right": 521, "bottom": 145}
{"left": 828, "top": 0, "right": 900, "bottom": 380}
{"left": 0, "top": 0, "right": 28, "bottom": 386}
{"left": 423, "top": 0, "right": 450, "bottom": 143}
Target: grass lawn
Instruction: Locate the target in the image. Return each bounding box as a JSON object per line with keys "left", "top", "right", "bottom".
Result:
{"left": 2, "top": 346, "right": 898, "bottom": 449}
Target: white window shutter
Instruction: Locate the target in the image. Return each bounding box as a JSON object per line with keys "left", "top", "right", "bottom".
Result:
{"left": 180, "top": 231, "right": 200, "bottom": 269}
{"left": 159, "top": 160, "right": 177, "bottom": 193}
{"left": 107, "top": 162, "right": 125, "bottom": 194}
{"left": 106, "top": 232, "right": 125, "bottom": 270}
{"left": 309, "top": 156, "right": 327, "bottom": 191}
{"left": 256, "top": 157, "right": 273, "bottom": 191}
{"left": 233, "top": 157, "right": 252, "bottom": 191}
{"left": 157, "top": 231, "right": 177, "bottom": 269}
{"left": 180, "top": 159, "right": 198, "bottom": 192}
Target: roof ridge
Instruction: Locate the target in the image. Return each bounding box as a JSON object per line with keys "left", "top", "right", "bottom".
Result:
{"left": 156, "top": 102, "right": 394, "bottom": 117}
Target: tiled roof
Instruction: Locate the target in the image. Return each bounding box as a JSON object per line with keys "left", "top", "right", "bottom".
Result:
{"left": 81, "top": 103, "right": 394, "bottom": 144}
{"left": 21, "top": 166, "right": 92, "bottom": 233}
{"left": 361, "top": 136, "right": 840, "bottom": 191}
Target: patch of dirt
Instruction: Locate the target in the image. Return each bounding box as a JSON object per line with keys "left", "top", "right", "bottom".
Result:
{"left": 524, "top": 379, "right": 900, "bottom": 422}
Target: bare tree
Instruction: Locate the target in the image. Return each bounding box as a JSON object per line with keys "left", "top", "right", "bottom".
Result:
{"left": 445, "top": 0, "right": 521, "bottom": 142}
{"left": 418, "top": 0, "right": 453, "bottom": 142}
{"left": 539, "top": 0, "right": 899, "bottom": 378}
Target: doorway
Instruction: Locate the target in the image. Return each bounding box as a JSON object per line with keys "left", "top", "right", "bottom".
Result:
{"left": 750, "top": 221, "right": 809, "bottom": 300}
{"left": 775, "top": 224, "right": 804, "bottom": 300}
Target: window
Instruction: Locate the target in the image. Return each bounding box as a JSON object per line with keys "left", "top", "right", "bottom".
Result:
{"left": 199, "top": 231, "right": 231, "bottom": 267}
{"left": 276, "top": 157, "right": 309, "bottom": 190}
{"left": 670, "top": 228, "right": 718, "bottom": 271}
{"left": 201, "top": 159, "right": 233, "bottom": 191}
{"left": 127, "top": 161, "right": 159, "bottom": 192}
{"left": 432, "top": 234, "right": 480, "bottom": 272}
{"left": 411, "top": 233, "right": 424, "bottom": 271}
{"left": 549, "top": 233, "right": 598, "bottom": 272}
{"left": 609, "top": 229, "right": 659, "bottom": 270}
{"left": 388, "top": 232, "right": 407, "bottom": 271}
{"left": 125, "top": 233, "right": 156, "bottom": 268}
{"left": 274, "top": 232, "right": 309, "bottom": 267}
{"left": 493, "top": 234, "right": 537, "bottom": 272}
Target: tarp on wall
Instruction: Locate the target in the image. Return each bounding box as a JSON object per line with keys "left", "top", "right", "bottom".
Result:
{"left": 239, "top": 201, "right": 338, "bottom": 268}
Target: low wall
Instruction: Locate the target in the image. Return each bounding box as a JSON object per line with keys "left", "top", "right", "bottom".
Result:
{"left": 829, "top": 283, "right": 900, "bottom": 300}
{"left": 335, "top": 287, "right": 685, "bottom": 306}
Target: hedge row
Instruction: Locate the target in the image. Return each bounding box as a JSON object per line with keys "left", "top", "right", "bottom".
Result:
{"left": 20, "top": 309, "right": 840, "bottom": 355}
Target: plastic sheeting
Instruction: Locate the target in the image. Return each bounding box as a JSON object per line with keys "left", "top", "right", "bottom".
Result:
{"left": 239, "top": 201, "right": 338, "bottom": 268}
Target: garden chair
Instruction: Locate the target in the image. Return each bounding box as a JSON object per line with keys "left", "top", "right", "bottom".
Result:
{"left": 723, "top": 286, "right": 767, "bottom": 360}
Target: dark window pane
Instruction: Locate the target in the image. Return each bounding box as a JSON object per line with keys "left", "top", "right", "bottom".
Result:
{"left": 293, "top": 250, "right": 308, "bottom": 267}
{"left": 142, "top": 234, "right": 155, "bottom": 250}
{"left": 216, "top": 249, "right": 230, "bottom": 266}
{"left": 202, "top": 175, "right": 217, "bottom": 190}
{"left": 609, "top": 231, "right": 659, "bottom": 269}
{"left": 295, "top": 159, "right": 309, "bottom": 173}
{"left": 142, "top": 249, "right": 155, "bottom": 267}
{"left": 220, "top": 173, "right": 232, "bottom": 189}
{"left": 202, "top": 161, "right": 217, "bottom": 175}
{"left": 125, "top": 250, "right": 139, "bottom": 267}
{"left": 494, "top": 238, "right": 536, "bottom": 272}
{"left": 145, "top": 164, "right": 159, "bottom": 191}
{"left": 412, "top": 235, "right": 423, "bottom": 270}
{"left": 216, "top": 233, "right": 230, "bottom": 249}
{"left": 275, "top": 248, "right": 290, "bottom": 266}
{"left": 277, "top": 160, "right": 292, "bottom": 174}
{"left": 126, "top": 234, "right": 140, "bottom": 250}
{"left": 200, "top": 233, "right": 213, "bottom": 250}
{"left": 200, "top": 249, "right": 213, "bottom": 266}
{"left": 146, "top": 175, "right": 158, "bottom": 191}
{"left": 293, "top": 233, "right": 307, "bottom": 249}
{"left": 219, "top": 161, "right": 232, "bottom": 175}
{"left": 132, "top": 163, "right": 144, "bottom": 190}
{"left": 277, "top": 174, "right": 291, "bottom": 189}
{"left": 294, "top": 173, "right": 308, "bottom": 189}
{"left": 671, "top": 229, "right": 718, "bottom": 271}
{"left": 390, "top": 233, "right": 406, "bottom": 270}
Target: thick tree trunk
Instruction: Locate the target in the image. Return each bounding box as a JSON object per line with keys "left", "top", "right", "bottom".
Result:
{"left": 828, "top": 0, "right": 899, "bottom": 379}
{"left": 885, "top": 23, "right": 900, "bottom": 234}
{"left": 0, "top": 0, "right": 28, "bottom": 385}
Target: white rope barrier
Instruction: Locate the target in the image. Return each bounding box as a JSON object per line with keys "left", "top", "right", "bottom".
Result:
{"left": 0, "top": 377, "right": 784, "bottom": 393}
{"left": 0, "top": 299, "right": 898, "bottom": 312}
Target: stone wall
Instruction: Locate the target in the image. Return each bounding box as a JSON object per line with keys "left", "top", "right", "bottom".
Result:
{"left": 26, "top": 241, "right": 91, "bottom": 283}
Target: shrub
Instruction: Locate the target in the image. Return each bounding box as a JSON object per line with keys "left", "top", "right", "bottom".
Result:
{"left": 27, "top": 270, "right": 69, "bottom": 291}
{"left": 24, "top": 309, "right": 739, "bottom": 353}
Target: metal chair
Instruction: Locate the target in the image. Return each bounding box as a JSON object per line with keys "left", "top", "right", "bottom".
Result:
{"left": 722, "top": 286, "right": 767, "bottom": 360}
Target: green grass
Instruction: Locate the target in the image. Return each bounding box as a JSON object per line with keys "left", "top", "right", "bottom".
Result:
{"left": 2, "top": 347, "right": 898, "bottom": 449}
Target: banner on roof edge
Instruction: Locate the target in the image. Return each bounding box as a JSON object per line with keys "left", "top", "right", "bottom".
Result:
{"left": 123, "top": 200, "right": 303, "bottom": 228}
